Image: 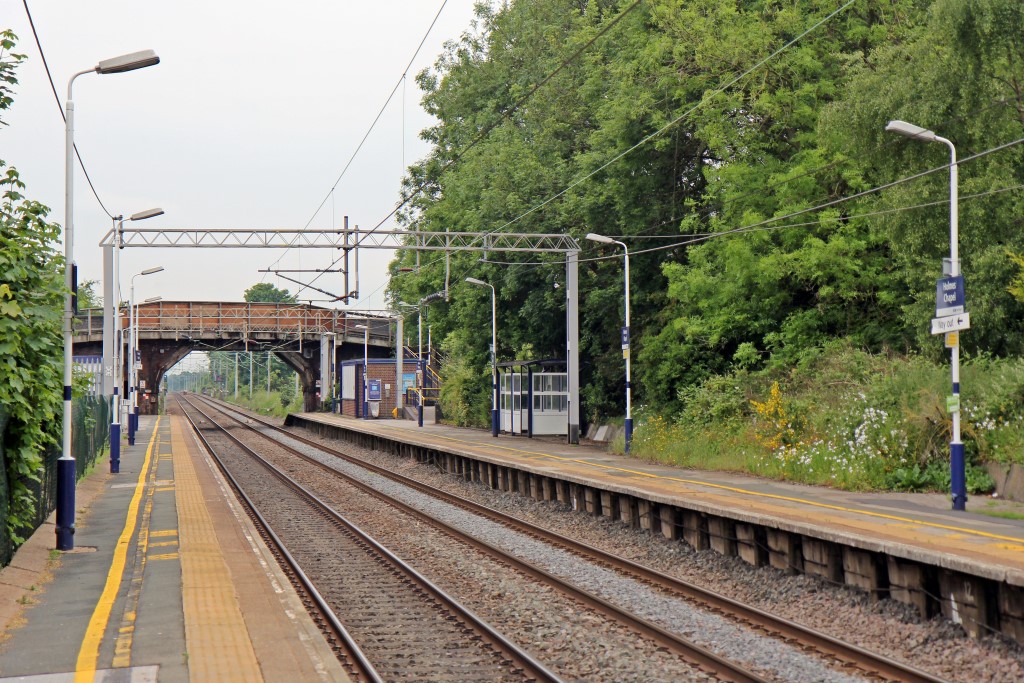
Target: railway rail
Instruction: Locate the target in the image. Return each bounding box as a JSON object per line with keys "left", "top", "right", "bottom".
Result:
{"left": 174, "top": 396, "right": 560, "bottom": 683}
{"left": 183, "top": 393, "right": 949, "bottom": 682}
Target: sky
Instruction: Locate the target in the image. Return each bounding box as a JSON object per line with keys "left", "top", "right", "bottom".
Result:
{"left": 3, "top": 0, "right": 483, "bottom": 310}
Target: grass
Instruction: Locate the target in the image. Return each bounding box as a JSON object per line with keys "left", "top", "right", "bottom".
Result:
{"left": 976, "top": 508, "right": 1024, "bottom": 521}
{"left": 218, "top": 390, "right": 302, "bottom": 418}
{"left": 627, "top": 343, "right": 1021, "bottom": 494}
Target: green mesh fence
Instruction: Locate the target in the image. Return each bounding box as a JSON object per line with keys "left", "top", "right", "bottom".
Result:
{"left": 0, "top": 396, "right": 110, "bottom": 565}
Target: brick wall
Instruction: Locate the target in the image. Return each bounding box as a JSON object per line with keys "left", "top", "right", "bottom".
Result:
{"left": 340, "top": 360, "right": 420, "bottom": 419}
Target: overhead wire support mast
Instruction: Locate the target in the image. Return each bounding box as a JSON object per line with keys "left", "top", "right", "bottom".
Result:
{"left": 99, "top": 225, "right": 584, "bottom": 444}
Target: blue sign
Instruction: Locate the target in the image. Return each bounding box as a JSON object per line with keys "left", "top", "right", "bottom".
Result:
{"left": 621, "top": 326, "right": 630, "bottom": 350}
{"left": 367, "top": 379, "right": 382, "bottom": 401}
{"left": 936, "top": 276, "right": 965, "bottom": 317}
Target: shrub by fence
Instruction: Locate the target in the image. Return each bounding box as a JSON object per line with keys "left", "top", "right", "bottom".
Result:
{"left": 0, "top": 396, "right": 109, "bottom": 565}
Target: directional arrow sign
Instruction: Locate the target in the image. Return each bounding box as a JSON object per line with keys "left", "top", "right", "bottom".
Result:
{"left": 931, "top": 312, "right": 971, "bottom": 335}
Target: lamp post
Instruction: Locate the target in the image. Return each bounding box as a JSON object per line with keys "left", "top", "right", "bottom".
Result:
{"left": 397, "top": 302, "right": 426, "bottom": 427}
{"left": 109, "top": 208, "right": 163, "bottom": 473}
{"left": 59, "top": 49, "right": 160, "bottom": 550}
{"left": 886, "top": 119, "right": 965, "bottom": 511}
{"left": 127, "top": 269, "right": 163, "bottom": 446}
{"left": 466, "top": 277, "right": 499, "bottom": 437}
{"left": 586, "top": 233, "right": 633, "bottom": 454}
{"left": 355, "top": 324, "right": 369, "bottom": 419}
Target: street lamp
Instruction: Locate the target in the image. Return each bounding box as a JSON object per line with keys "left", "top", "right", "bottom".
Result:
{"left": 109, "top": 208, "right": 163, "bottom": 474}
{"left": 355, "top": 324, "right": 369, "bottom": 419}
{"left": 466, "top": 277, "right": 499, "bottom": 437}
{"left": 886, "top": 119, "right": 965, "bottom": 510}
{"left": 59, "top": 49, "right": 160, "bottom": 550}
{"left": 586, "top": 232, "right": 634, "bottom": 454}
{"left": 127, "top": 268, "right": 164, "bottom": 446}
{"left": 397, "top": 303, "right": 426, "bottom": 426}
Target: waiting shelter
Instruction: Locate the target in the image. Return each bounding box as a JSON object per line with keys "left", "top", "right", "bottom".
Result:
{"left": 498, "top": 359, "right": 569, "bottom": 437}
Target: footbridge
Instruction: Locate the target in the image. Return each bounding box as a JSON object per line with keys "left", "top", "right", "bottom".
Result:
{"left": 73, "top": 301, "right": 394, "bottom": 412}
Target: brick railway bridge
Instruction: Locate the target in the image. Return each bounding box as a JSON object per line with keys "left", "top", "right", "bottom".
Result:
{"left": 73, "top": 301, "right": 394, "bottom": 413}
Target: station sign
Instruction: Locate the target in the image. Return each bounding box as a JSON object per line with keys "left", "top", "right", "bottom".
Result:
{"left": 621, "top": 326, "right": 630, "bottom": 350}
{"left": 935, "top": 275, "right": 965, "bottom": 317}
{"left": 931, "top": 312, "right": 970, "bottom": 335}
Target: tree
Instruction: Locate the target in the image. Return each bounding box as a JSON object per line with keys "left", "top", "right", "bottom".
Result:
{"left": 243, "top": 282, "right": 296, "bottom": 303}
{"left": 77, "top": 279, "right": 101, "bottom": 309}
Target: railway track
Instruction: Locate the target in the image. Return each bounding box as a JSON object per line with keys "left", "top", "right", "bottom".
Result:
{"left": 183, "top": 393, "right": 948, "bottom": 682}
{"left": 174, "top": 397, "right": 559, "bottom": 683}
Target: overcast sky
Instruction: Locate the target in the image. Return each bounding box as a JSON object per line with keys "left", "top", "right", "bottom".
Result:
{"left": 4, "top": 0, "right": 482, "bottom": 310}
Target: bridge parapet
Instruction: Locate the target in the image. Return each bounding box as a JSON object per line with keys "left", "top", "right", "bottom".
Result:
{"left": 74, "top": 301, "right": 393, "bottom": 346}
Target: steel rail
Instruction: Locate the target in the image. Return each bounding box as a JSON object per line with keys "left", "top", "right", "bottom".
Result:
{"left": 179, "top": 394, "right": 563, "bottom": 683}
{"left": 193, "top": 395, "right": 774, "bottom": 683}
{"left": 202, "top": 394, "right": 949, "bottom": 683}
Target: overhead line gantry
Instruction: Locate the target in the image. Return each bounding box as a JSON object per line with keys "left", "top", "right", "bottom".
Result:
{"left": 99, "top": 226, "right": 584, "bottom": 443}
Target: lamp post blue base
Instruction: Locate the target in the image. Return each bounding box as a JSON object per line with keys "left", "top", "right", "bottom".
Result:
{"left": 418, "top": 404, "right": 423, "bottom": 428}
{"left": 491, "top": 408, "right": 499, "bottom": 437}
{"left": 128, "top": 413, "right": 135, "bottom": 446}
{"left": 624, "top": 417, "right": 634, "bottom": 454}
{"left": 55, "top": 457, "right": 76, "bottom": 550}
{"left": 110, "top": 422, "right": 121, "bottom": 473}
{"left": 951, "top": 442, "right": 967, "bottom": 511}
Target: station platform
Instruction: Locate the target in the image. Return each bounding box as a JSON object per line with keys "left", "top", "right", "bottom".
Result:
{"left": 0, "top": 414, "right": 349, "bottom": 683}
{"left": 288, "top": 411, "right": 1024, "bottom": 643}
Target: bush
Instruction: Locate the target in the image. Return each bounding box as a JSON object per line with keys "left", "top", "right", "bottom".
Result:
{"left": 631, "top": 342, "right": 1023, "bottom": 494}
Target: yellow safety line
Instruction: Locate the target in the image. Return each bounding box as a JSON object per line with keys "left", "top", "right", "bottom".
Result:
{"left": 343, "top": 418, "right": 1024, "bottom": 546}
{"left": 74, "top": 417, "right": 161, "bottom": 682}
{"left": 111, "top": 427, "right": 165, "bottom": 669}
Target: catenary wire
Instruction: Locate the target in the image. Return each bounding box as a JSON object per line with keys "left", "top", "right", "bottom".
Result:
{"left": 614, "top": 96, "right": 1017, "bottom": 243}
{"left": 268, "top": 0, "right": 453, "bottom": 277}
{"left": 371, "top": 0, "right": 861, "bottom": 301}
{"left": 484, "top": 0, "right": 858, "bottom": 235}
{"left": 20, "top": 0, "right": 113, "bottom": 219}
{"left": 292, "top": 0, "right": 646, "bottom": 298}
{"left": 398, "top": 0, "right": 862, "bottom": 298}
{"left": 475, "top": 182, "right": 1024, "bottom": 267}
{"left": 353, "top": 0, "right": 646, "bottom": 247}
{"left": 336, "top": 0, "right": 861, "bottom": 306}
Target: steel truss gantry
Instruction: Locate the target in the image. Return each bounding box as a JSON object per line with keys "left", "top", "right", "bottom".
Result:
{"left": 99, "top": 227, "right": 580, "bottom": 253}
{"left": 99, "top": 226, "right": 583, "bottom": 443}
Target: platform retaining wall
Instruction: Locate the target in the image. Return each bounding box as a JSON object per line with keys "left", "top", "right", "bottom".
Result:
{"left": 285, "top": 414, "right": 1024, "bottom": 646}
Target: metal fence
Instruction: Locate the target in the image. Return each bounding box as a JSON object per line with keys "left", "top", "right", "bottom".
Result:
{"left": 0, "top": 396, "right": 109, "bottom": 565}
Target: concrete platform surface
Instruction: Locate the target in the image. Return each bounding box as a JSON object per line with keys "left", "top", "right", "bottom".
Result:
{"left": 295, "top": 412, "right": 1024, "bottom": 583}
{"left": 0, "top": 415, "right": 349, "bottom": 683}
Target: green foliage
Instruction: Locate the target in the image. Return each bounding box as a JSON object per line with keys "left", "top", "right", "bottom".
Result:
{"left": 0, "top": 31, "right": 25, "bottom": 119}
{"left": 243, "top": 282, "right": 296, "bottom": 303}
{"left": 0, "top": 31, "right": 64, "bottom": 543}
{"left": 380, "top": 0, "right": 1024, "bottom": 448}
{"left": 632, "top": 344, "right": 1023, "bottom": 495}
{"left": 206, "top": 351, "right": 298, "bottom": 406}
{"left": 76, "top": 279, "right": 101, "bottom": 310}
{"left": 436, "top": 330, "right": 491, "bottom": 428}
{"left": 0, "top": 175, "right": 64, "bottom": 542}
{"left": 223, "top": 391, "right": 301, "bottom": 418}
